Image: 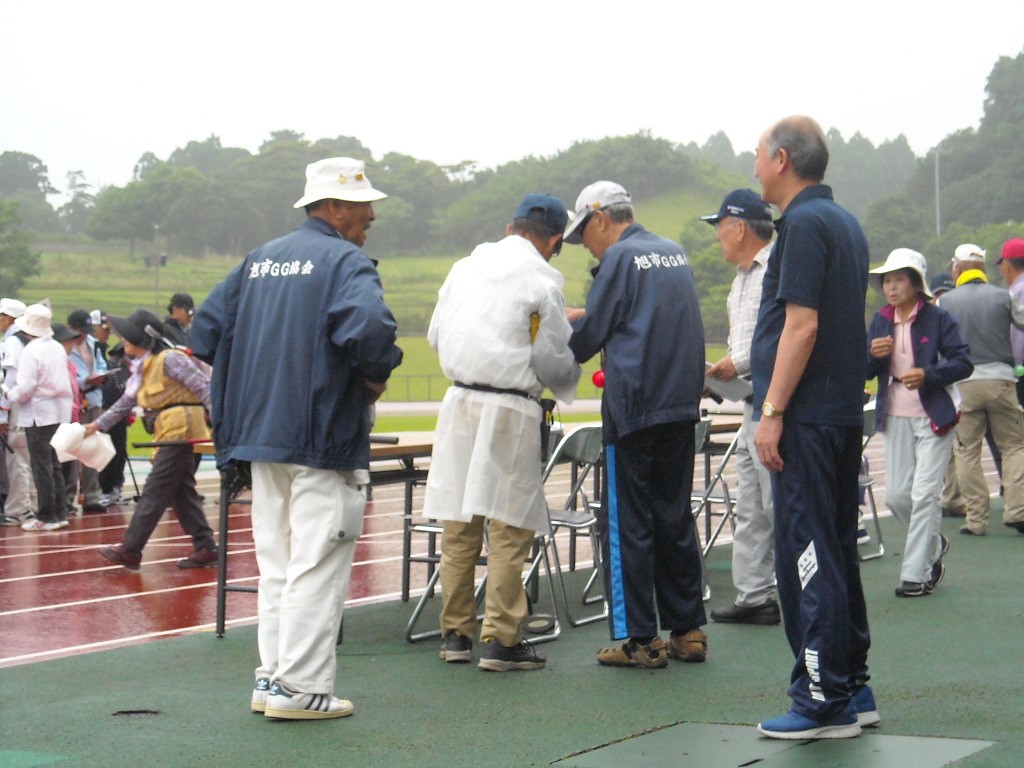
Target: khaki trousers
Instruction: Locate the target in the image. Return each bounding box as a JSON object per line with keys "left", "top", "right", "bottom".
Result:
{"left": 955, "top": 379, "right": 1024, "bottom": 532}
{"left": 439, "top": 516, "right": 534, "bottom": 647}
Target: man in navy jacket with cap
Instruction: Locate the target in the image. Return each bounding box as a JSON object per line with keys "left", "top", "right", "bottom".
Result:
{"left": 565, "top": 180, "right": 708, "bottom": 670}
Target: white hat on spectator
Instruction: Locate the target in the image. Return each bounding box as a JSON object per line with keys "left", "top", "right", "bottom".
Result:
{"left": 14, "top": 303, "right": 53, "bottom": 338}
{"left": 952, "top": 243, "right": 986, "bottom": 264}
{"left": 869, "top": 248, "right": 932, "bottom": 298}
{"left": 0, "top": 298, "right": 27, "bottom": 318}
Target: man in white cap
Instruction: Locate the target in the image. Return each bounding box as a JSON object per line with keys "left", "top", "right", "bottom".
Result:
{"left": 191, "top": 157, "right": 402, "bottom": 720}
{"left": 565, "top": 179, "right": 708, "bottom": 670}
{"left": 1, "top": 304, "right": 75, "bottom": 531}
{"left": 1, "top": 297, "right": 37, "bottom": 526}
{"left": 938, "top": 243, "right": 1024, "bottom": 536}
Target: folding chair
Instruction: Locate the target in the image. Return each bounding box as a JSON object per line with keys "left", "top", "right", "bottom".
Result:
{"left": 542, "top": 425, "right": 606, "bottom": 627}
{"left": 859, "top": 402, "right": 885, "bottom": 561}
{"left": 690, "top": 418, "right": 740, "bottom": 558}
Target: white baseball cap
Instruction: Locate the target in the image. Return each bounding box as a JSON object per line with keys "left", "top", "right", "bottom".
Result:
{"left": 563, "top": 181, "right": 633, "bottom": 244}
{"left": 0, "top": 298, "right": 27, "bottom": 319}
{"left": 293, "top": 157, "right": 387, "bottom": 208}
{"left": 952, "top": 243, "right": 986, "bottom": 264}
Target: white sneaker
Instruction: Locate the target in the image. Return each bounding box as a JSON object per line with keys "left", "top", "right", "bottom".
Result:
{"left": 22, "top": 519, "right": 61, "bottom": 532}
{"left": 250, "top": 678, "right": 271, "bottom": 713}
{"left": 263, "top": 682, "right": 354, "bottom": 720}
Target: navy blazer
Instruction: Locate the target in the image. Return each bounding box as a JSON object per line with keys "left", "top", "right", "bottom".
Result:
{"left": 866, "top": 298, "right": 973, "bottom": 433}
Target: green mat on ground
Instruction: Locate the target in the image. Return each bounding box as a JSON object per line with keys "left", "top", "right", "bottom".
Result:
{"left": 2, "top": 515, "right": 1021, "bottom": 767}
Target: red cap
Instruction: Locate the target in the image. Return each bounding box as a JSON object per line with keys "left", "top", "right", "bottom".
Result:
{"left": 1001, "top": 238, "right": 1024, "bottom": 261}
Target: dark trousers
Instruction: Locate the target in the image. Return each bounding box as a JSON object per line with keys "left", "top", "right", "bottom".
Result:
{"left": 99, "top": 420, "right": 128, "bottom": 494}
{"left": 25, "top": 424, "right": 65, "bottom": 523}
{"left": 773, "top": 421, "right": 870, "bottom": 721}
{"left": 123, "top": 443, "right": 215, "bottom": 556}
{"left": 598, "top": 420, "right": 706, "bottom": 640}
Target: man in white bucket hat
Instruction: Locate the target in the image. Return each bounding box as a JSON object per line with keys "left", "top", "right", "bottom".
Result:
{"left": 191, "top": 157, "right": 402, "bottom": 721}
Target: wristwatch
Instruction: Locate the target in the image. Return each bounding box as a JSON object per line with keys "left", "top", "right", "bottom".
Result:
{"left": 761, "top": 402, "right": 783, "bottom": 419}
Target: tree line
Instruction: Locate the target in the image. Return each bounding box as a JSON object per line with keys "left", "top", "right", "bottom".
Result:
{"left": 3, "top": 48, "right": 1023, "bottom": 331}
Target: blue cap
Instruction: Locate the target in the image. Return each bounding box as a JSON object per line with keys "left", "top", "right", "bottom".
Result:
{"left": 700, "top": 189, "right": 773, "bottom": 225}
{"left": 513, "top": 193, "right": 568, "bottom": 235}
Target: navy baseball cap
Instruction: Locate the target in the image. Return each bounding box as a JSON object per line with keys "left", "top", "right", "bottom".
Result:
{"left": 513, "top": 193, "right": 568, "bottom": 235}
{"left": 930, "top": 272, "right": 955, "bottom": 296}
{"left": 700, "top": 189, "right": 773, "bottom": 225}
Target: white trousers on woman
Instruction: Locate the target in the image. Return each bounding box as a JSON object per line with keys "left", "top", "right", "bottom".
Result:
{"left": 883, "top": 416, "right": 953, "bottom": 584}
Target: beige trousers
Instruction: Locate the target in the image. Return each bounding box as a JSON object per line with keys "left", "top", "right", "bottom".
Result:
{"left": 955, "top": 379, "right": 1024, "bottom": 532}
{"left": 439, "top": 516, "right": 534, "bottom": 647}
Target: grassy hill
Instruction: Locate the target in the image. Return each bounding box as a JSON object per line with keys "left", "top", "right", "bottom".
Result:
{"left": 21, "top": 187, "right": 726, "bottom": 408}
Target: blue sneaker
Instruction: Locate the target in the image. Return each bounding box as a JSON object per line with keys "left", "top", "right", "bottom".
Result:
{"left": 852, "top": 685, "right": 880, "bottom": 727}
{"left": 757, "top": 707, "right": 861, "bottom": 739}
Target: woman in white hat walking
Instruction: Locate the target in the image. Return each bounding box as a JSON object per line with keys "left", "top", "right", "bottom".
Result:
{"left": 866, "top": 249, "right": 973, "bottom": 597}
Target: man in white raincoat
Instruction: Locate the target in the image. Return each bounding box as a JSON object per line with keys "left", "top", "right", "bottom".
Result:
{"left": 424, "top": 193, "right": 581, "bottom": 672}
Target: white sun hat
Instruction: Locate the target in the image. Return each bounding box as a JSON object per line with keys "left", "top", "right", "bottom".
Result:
{"left": 868, "top": 248, "right": 932, "bottom": 298}
{"left": 14, "top": 303, "right": 54, "bottom": 338}
{"left": 293, "top": 157, "right": 387, "bottom": 208}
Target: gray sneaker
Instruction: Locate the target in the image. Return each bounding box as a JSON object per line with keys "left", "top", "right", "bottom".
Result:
{"left": 478, "top": 640, "right": 545, "bottom": 672}
{"left": 439, "top": 631, "right": 472, "bottom": 663}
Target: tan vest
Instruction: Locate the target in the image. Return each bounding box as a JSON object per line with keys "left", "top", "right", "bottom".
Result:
{"left": 138, "top": 349, "right": 211, "bottom": 444}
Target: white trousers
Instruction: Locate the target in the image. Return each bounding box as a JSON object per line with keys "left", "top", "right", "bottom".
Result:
{"left": 731, "top": 402, "right": 776, "bottom": 606}
{"left": 883, "top": 416, "right": 952, "bottom": 583}
{"left": 251, "top": 462, "right": 368, "bottom": 694}
{"left": 4, "top": 419, "right": 36, "bottom": 517}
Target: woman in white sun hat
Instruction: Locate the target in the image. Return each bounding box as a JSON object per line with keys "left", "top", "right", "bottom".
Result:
{"left": 866, "top": 248, "right": 973, "bottom": 598}
{"left": 1, "top": 304, "right": 75, "bottom": 531}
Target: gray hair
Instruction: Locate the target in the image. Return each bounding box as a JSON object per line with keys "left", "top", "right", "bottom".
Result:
{"left": 765, "top": 116, "right": 829, "bottom": 182}
{"left": 748, "top": 219, "right": 775, "bottom": 242}
{"left": 602, "top": 202, "right": 635, "bottom": 224}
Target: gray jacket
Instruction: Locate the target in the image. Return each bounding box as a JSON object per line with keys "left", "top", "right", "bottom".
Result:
{"left": 939, "top": 279, "right": 1024, "bottom": 381}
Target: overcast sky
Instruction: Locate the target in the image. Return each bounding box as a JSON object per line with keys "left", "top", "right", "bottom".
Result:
{"left": 3, "top": 1, "right": 1023, "bottom": 202}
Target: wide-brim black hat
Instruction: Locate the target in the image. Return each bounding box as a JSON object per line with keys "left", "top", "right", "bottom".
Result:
{"left": 108, "top": 308, "right": 165, "bottom": 349}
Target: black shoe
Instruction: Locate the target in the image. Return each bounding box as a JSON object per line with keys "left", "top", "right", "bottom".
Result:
{"left": 939, "top": 534, "right": 950, "bottom": 557}
{"left": 439, "top": 630, "right": 472, "bottom": 663}
{"left": 927, "top": 559, "right": 946, "bottom": 590}
{"left": 1003, "top": 520, "right": 1024, "bottom": 535}
{"left": 895, "top": 581, "right": 931, "bottom": 597}
{"left": 478, "top": 640, "right": 545, "bottom": 672}
{"left": 710, "top": 601, "right": 780, "bottom": 625}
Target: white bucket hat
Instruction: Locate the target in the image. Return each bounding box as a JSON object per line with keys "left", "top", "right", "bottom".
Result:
{"left": 293, "top": 157, "right": 387, "bottom": 208}
{"left": 869, "top": 248, "right": 932, "bottom": 298}
{"left": 14, "top": 303, "right": 54, "bottom": 338}
{"left": 0, "top": 298, "right": 27, "bottom": 318}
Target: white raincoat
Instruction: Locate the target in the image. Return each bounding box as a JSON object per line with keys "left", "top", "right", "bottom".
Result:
{"left": 423, "top": 235, "right": 581, "bottom": 531}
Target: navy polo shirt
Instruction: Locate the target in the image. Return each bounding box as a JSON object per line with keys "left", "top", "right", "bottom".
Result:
{"left": 750, "top": 184, "right": 868, "bottom": 426}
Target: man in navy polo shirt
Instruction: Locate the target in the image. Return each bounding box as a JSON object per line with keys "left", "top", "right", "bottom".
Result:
{"left": 749, "top": 116, "right": 874, "bottom": 739}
